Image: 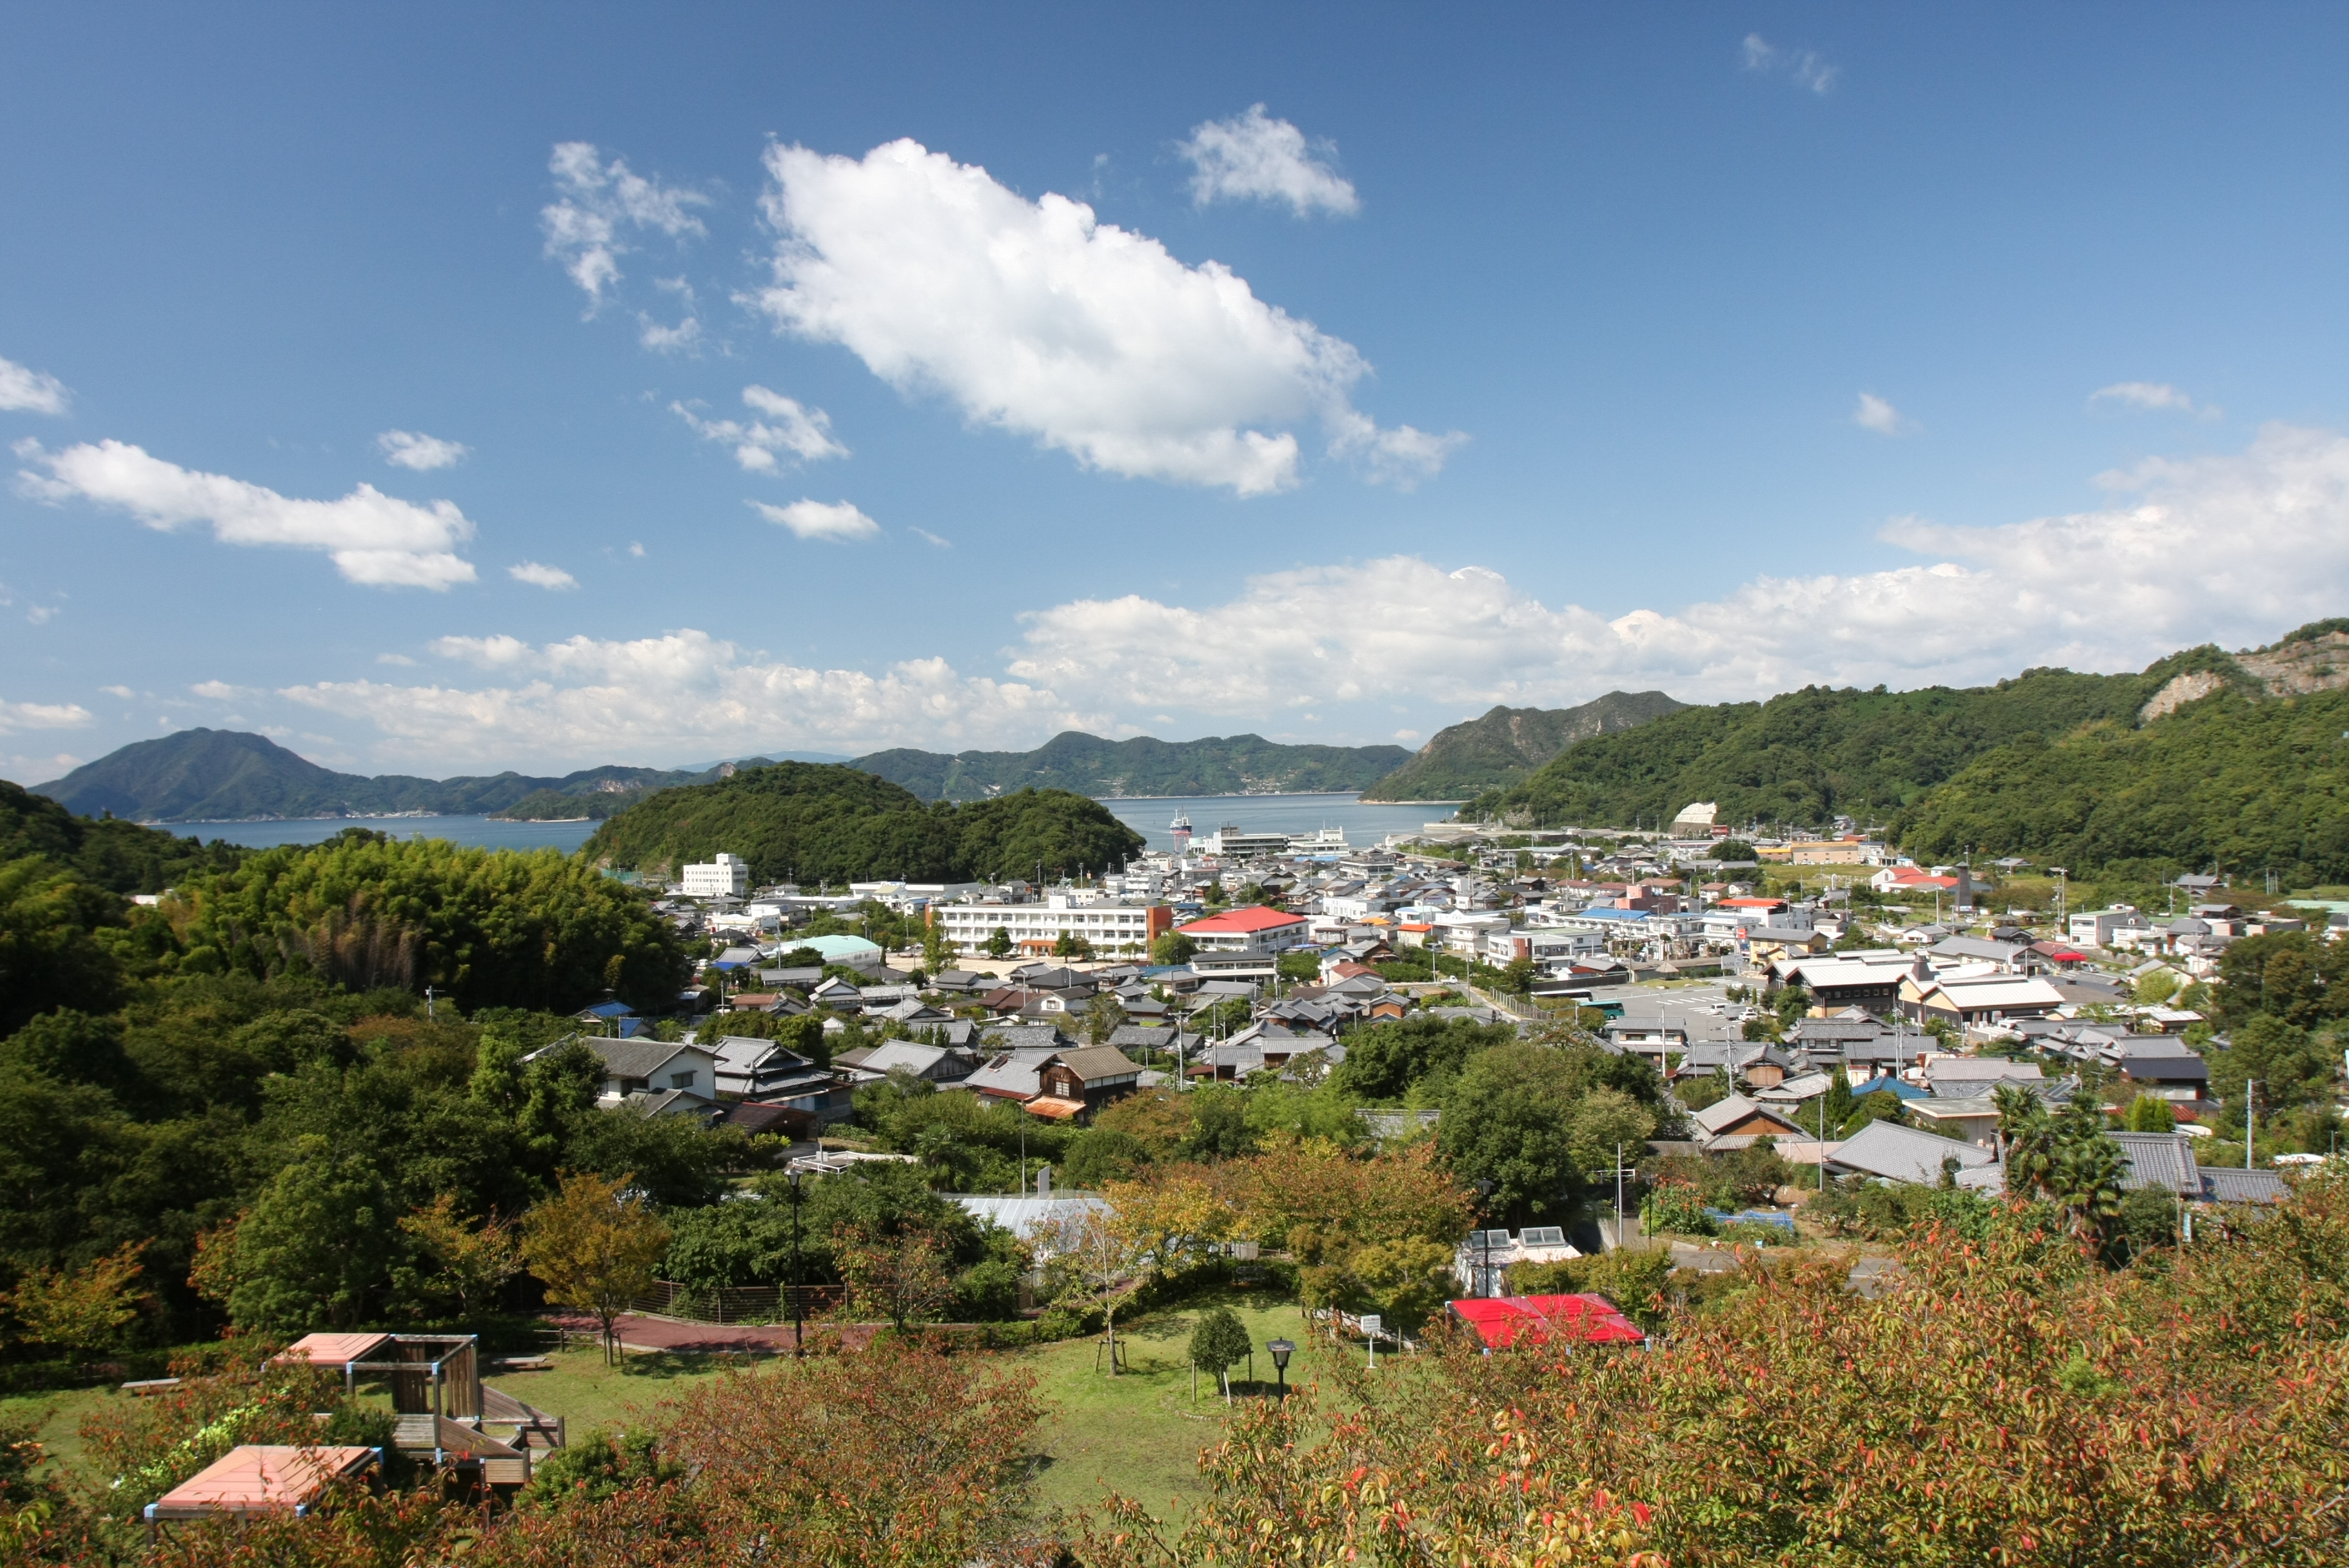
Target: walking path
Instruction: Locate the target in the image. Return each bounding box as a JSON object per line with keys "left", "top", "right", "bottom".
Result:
{"left": 545, "top": 1312, "right": 878, "bottom": 1355}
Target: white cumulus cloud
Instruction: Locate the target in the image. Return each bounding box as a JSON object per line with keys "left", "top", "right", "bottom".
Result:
{"left": 1743, "top": 33, "right": 1838, "bottom": 93}
{"left": 541, "top": 142, "right": 709, "bottom": 312}
{"left": 1179, "top": 104, "right": 1360, "bottom": 216}
{"left": 2090, "top": 381, "right": 2219, "bottom": 419}
{"left": 752, "top": 498, "right": 881, "bottom": 541}
{"left": 1009, "top": 423, "right": 2349, "bottom": 714}
{"left": 1853, "top": 392, "right": 1914, "bottom": 436}
{"left": 279, "top": 628, "right": 1095, "bottom": 769}
{"left": 16, "top": 440, "right": 477, "bottom": 589}
{"left": 673, "top": 385, "right": 848, "bottom": 470}
{"left": 750, "top": 138, "right": 1456, "bottom": 494}
{"left": 376, "top": 430, "right": 470, "bottom": 470}
{"left": 0, "top": 356, "right": 70, "bottom": 415}
{"left": 0, "top": 697, "right": 93, "bottom": 733}
{"left": 508, "top": 561, "right": 579, "bottom": 590}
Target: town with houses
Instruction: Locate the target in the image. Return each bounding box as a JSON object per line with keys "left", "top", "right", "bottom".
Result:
{"left": 573, "top": 797, "right": 2301, "bottom": 1260}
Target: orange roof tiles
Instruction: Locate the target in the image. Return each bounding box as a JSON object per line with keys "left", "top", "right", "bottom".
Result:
{"left": 150, "top": 1445, "right": 376, "bottom": 1518}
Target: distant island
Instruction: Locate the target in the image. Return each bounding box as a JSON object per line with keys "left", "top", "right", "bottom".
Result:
{"left": 29, "top": 727, "right": 1419, "bottom": 822}
{"left": 31, "top": 730, "right": 783, "bottom": 824}
{"left": 853, "top": 731, "right": 1412, "bottom": 802}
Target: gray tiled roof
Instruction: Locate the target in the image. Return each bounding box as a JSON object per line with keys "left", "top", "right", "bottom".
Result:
{"left": 2201, "top": 1167, "right": 2290, "bottom": 1204}
{"left": 2111, "top": 1132, "right": 2201, "bottom": 1196}
{"left": 1830, "top": 1119, "right": 1998, "bottom": 1185}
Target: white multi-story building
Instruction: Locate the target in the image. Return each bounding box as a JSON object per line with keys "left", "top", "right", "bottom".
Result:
{"left": 930, "top": 892, "right": 1172, "bottom": 957}
{"left": 680, "top": 852, "right": 749, "bottom": 898}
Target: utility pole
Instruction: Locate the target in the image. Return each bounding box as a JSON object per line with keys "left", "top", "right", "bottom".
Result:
{"left": 787, "top": 1168, "right": 806, "bottom": 1358}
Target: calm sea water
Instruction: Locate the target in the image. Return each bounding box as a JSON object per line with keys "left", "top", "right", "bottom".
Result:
{"left": 163, "top": 816, "right": 603, "bottom": 854}
{"left": 1098, "top": 792, "right": 1461, "bottom": 853}
{"left": 168, "top": 792, "right": 1461, "bottom": 858}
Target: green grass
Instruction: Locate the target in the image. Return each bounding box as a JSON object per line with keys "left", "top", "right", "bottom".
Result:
{"left": 2, "top": 1300, "right": 1332, "bottom": 1522}
{"left": 0, "top": 1385, "right": 112, "bottom": 1482}
{"left": 1016, "top": 1292, "right": 1312, "bottom": 1520}
{"left": 478, "top": 1345, "right": 736, "bottom": 1435}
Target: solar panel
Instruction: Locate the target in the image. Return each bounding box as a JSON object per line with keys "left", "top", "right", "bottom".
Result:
{"left": 1522, "top": 1226, "right": 1567, "bottom": 1247}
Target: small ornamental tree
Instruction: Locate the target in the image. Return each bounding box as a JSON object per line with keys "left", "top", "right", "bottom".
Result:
{"left": 1150, "top": 931, "right": 1198, "bottom": 966}
{"left": 832, "top": 1223, "right": 957, "bottom": 1332}
{"left": 1189, "top": 1305, "right": 1253, "bottom": 1403}
{"left": 521, "top": 1170, "right": 672, "bottom": 1364}
{"left": 397, "top": 1194, "right": 522, "bottom": 1320}
{"left": 985, "top": 927, "right": 1014, "bottom": 959}
{"left": 1, "top": 1243, "right": 144, "bottom": 1357}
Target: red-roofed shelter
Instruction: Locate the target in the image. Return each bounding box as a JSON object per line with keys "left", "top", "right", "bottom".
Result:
{"left": 147, "top": 1445, "right": 376, "bottom": 1526}
{"left": 1448, "top": 1293, "right": 1646, "bottom": 1349}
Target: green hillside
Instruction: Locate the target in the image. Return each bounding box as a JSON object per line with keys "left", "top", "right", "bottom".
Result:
{"left": 853, "top": 731, "right": 1411, "bottom": 802}
{"left": 31, "top": 728, "right": 744, "bottom": 822}
{"left": 0, "top": 779, "right": 249, "bottom": 893}
{"left": 1359, "top": 691, "right": 1685, "bottom": 801}
{"left": 1461, "top": 667, "right": 2163, "bottom": 832}
{"left": 1892, "top": 683, "right": 2349, "bottom": 884}
{"left": 1457, "top": 625, "right": 2349, "bottom": 881}
{"left": 582, "top": 761, "right": 1146, "bottom": 883}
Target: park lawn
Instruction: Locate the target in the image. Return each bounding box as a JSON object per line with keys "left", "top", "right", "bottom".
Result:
{"left": 1018, "top": 1294, "right": 1319, "bottom": 1520}
{"left": 478, "top": 1344, "right": 735, "bottom": 1435}
{"left": 0, "top": 1383, "right": 113, "bottom": 1483}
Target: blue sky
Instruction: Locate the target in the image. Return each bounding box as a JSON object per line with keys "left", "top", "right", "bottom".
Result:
{"left": 5, "top": 3, "right": 2348, "bottom": 781}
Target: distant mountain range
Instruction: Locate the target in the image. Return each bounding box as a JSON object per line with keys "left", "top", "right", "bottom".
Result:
{"left": 1359, "top": 691, "right": 1688, "bottom": 801}
{"left": 853, "top": 731, "right": 1413, "bottom": 802}
{"left": 32, "top": 730, "right": 761, "bottom": 823}
{"left": 27, "top": 726, "right": 1417, "bottom": 823}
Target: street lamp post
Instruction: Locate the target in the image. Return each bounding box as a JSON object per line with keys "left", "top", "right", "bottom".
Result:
{"left": 787, "top": 1168, "right": 805, "bottom": 1359}
{"left": 1265, "top": 1338, "right": 1295, "bottom": 1400}
{"left": 1471, "top": 1179, "right": 1496, "bottom": 1297}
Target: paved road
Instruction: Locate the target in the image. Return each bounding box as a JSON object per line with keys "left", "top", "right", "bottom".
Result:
{"left": 546, "top": 1312, "right": 877, "bottom": 1355}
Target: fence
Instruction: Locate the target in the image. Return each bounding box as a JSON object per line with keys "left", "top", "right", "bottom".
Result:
{"left": 622, "top": 1282, "right": 844, "bottom": 1324}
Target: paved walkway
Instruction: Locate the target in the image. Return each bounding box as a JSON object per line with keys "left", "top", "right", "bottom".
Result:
{"left": 546, "top": 1313, "right": 877, "bottom": 1355}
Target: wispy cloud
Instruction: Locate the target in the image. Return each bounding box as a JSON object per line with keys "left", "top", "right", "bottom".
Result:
{"left": 1853, "top": 392, "right": 1915, "bottom": 436}
{"left": 2090, "top": 381, "right": 2221, "bottom": 420}
{"left": 673, "top": 385, "right": 848, "bottom": 470}
{"left": 0, "top": 355, "right": 70, "bottom": 415}
{"left": 282, "top": 629, "right": 1091, "bottom": 767}
{"left": 16, "top": 439, "right": 477, "bottom": 589}
{"left": 376, "top": 430, "right": 470, "bottom": 470}
{"left": 268, "top": 425, "right": 2349, "bottom": 767}
{"left": 1743, "top": 33, "right": 1838, "bottom": 94}
{"left": 1179, "top": 104, "right": 1360, "bottom": 217}
{"left": 0, "top": 696, "right": 92, "bottom": 733}
{"left": 508, "top": 561, "right": 579, "bottom": 590}
{"left": 752, "top": 497, "right": 881, "bottom": 541}
{"left": 908, "top": 527, "right": 953, "bottom": 549}
{"left": 541, "top": 142, "right": 709, "bottom": 319}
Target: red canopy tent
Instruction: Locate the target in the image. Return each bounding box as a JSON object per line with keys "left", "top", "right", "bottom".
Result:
{"left": 1448, "top": 1293, "right": 1646, "bottom": 1349}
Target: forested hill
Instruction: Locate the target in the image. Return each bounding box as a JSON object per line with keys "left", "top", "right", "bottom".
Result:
{"left": 1359, "top": 691, "right": 1686, "bottom": 802}
{"left": 1461, "top": 667, "right": 2160, "bottom": 832}
{"left": 583, "top": 761, "right": 1148, "bottom": 882}
{"left": 30, "top": 728, "right": 757, "bottom": 822}
{"left": 851, "top": 731, "right": 1411, "bottom": 802}
{"left": 1464, "top": 622, "right": 2349, "bottom": 882}
{"left": 0, "top": 779, "right": 249, "bottom": 893}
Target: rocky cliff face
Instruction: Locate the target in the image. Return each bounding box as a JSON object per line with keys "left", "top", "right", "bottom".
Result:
{"left": 2139, "top": 626, "right": 2349, "bottom": 722}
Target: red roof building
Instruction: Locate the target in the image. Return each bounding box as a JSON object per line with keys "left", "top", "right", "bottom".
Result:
{"left": 148, "top": 1445, "right": 377, "bottom": 1525}
{"left": 1448, "top": 1293, "right": 1646, "bottom": 1349}
{"left": 1178, "top": 905, "right": 1311, "bottom": 954}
